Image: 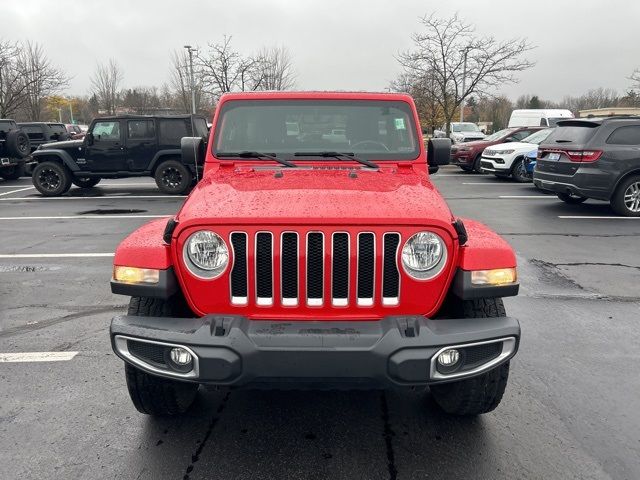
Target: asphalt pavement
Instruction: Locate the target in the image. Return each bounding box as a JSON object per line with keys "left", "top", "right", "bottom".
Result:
{"left": 1, "top": 167, "right": 639, "bottom": 480}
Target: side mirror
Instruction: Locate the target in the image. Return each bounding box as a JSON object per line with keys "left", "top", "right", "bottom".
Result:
{"left": 85, "top": 133, "right": 94, "bottom": 145}
{"left": 427, "top": 138, "right": 452, "bottom": 175}
{"left": 181, "top": 136, "right": 205, "bottom": 167}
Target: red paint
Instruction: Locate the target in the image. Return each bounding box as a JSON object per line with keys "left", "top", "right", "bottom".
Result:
{"left": 114, "top": 92, "right": 518, "bottom": 320}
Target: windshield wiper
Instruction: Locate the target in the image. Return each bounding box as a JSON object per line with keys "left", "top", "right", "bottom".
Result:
{"left": 217, "top": 151, "right": 296, "bottom": 168}
{"left": 293, "top": 151, "right": 379, "bottom": 169}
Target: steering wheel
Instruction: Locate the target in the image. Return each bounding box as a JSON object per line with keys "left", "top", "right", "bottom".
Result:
{"left": 351, "top": 140, "right": 390, "bottom": 151}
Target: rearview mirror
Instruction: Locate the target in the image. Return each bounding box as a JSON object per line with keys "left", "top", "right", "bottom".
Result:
{"left": 427, "top": 138, "right": 451, "bottom": 175}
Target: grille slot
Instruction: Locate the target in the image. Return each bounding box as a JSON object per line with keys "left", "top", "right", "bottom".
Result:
{"left": 306, "top": 232, "right": 324, "bottom": 306}
{"left": 128, "top": 340, "right": 167, "bottom": 366}
{"left": 256, "top": 232, "right": 273, "bottom": 305}
{"left": 332, "top": 232, "right": 349, "bottom": 306}
{"left": 281, "top": 232, "right": 298, "bottom": 306}
{"left": 357, "top": 233, "right": 375, "bottom": 306}
{"left": 230, "top": 232, "right": 248, "bottom": 305}
{"left": 382, "top": 233, "right": 400, "bottom": 305}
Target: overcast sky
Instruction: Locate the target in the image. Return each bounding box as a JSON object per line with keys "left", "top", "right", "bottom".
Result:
{"left": 4, "top": 0, "right": 639, "bottom": 101}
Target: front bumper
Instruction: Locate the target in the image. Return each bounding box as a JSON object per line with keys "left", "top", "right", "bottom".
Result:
{"left": 480, "top": 157, "right": 510, "bottom": 174}
{"left": 110, "top": 314, "right": 520, "bottom": 388}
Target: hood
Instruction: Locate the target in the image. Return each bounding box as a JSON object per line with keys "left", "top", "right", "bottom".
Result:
{"left": 39, "top": 139, "right": 83, "bottom": 150}
{"left": 176, "top": 166, "right": 454, "bottom": 228}
{"left": 491, "top": 141, "right": 536, "bottom": 152}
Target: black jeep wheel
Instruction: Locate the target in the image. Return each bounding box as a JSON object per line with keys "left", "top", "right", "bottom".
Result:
{"left": 557, "top": 192, "right": 588, "bottom": 204}
{"left": 155, "top": 160, "right": 193, "bottom": 195}
{"left": 611, "top": 174, "right": 640, "bottom": 217}
{"left": 124, "top": 296, "right": 199, "bottom": 416}
{"left": 5, "top": 130, "right": 31, "bottom": 158}
{"left": 511, "top": 158, "right": 530, "bottom": 183}
{"left": 0, "top": 163, "right": 25, "bottom": 180}
{"left": 32, "top": 161, "right": 72, "bottom": 197}
{"left": 72, "top": 177, "right": 101, "bottom": 188}
{"left": 430, "top": 298, "right": 511, "bottom": 416}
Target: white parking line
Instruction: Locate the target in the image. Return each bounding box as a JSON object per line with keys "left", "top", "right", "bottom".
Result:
{"left": 0, "top": 253, "right": 114, "bottom": 258}
{"left": 462, "top": 182, "right": 527, "bottom": 185}
{"left": 0, "top": 186, "right": 34, "bottom": 197}
{"left": 558, "top": 216, "right": 640, "bottom": 220}
{"left": 498, "top": 195, "right": 556, "bottom": 199}
{"left": 0, "top": 195, "right": 186, "bottom": 201}
{"left": 0, "top": 215, "right": 171, "bottom": 220}
{"left": 0, "top": 351, "right": 78, "bottom": 362}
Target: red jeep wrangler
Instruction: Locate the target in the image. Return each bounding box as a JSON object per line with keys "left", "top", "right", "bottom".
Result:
{"left": 110, "top": 92, "right": 520, "bottom": 416}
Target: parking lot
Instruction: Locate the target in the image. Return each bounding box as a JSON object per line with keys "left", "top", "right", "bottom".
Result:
{"left": 1, "top": 167, "right": 639, "bottom": 480}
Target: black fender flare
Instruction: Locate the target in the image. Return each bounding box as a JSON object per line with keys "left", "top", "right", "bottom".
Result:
{"left": 610, "top": 168, "right": 640, "bottom": 200}
{"left": 148, "top": 149, "right": 182, "bottom": 173}
{"left": 31, "top": 149, "right": 80, "bottom": 172}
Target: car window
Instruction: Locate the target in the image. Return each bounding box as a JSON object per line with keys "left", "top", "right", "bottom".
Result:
{"left": 158, "top": 119, "right": 188, "bottom": 144}
{"left": 20, "top": 125, "right": 46, "bottom": 139}
{"left": 544, "top": 124, "right": 599, "bottom": 145}
{"left": 127, "top": 120, "right": 155, "bottom": 139}
{"left": 521, "top": 128, "right": 553, "bottom": 145}
{"left": 512, "top": 130, "right": 534, "bottom": 140}
{"left": 92, "top": 121, "right": 121, "bottom": 141}
{"left": 484, "top": 128, "right": 515, "bottom": 142}
{"left": 48, "top": 124, "right": 67, "bottom": 135}
{"left": 606, "top": 126, "right": 640, "bottom": 145}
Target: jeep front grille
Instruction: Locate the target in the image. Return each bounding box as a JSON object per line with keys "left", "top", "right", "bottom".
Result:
{"left": 229, "top": 231, "right": 401, "bottom": 308}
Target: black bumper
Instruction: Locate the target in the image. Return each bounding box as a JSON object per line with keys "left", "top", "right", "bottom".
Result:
{"left": 533, "top": 173, "right": 610, "bottom": 201}
{"left": 110, "top": 314, "right": 520, "bottom": 388}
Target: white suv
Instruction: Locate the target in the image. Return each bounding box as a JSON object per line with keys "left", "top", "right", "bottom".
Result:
{"left": 479, "top": 128, "right": 553, "bottom": 182}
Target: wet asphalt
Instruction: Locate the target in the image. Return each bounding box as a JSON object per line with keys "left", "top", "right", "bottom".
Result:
{"left": 0, "top": 167, "right": 638, "bottom": 480}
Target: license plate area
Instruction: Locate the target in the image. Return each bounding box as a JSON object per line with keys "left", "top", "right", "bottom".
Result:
{"left": 548, "top": 153, "right": 560, "bottom": 161}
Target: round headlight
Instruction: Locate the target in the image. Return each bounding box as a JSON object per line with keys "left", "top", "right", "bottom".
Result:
{"left": 401, "top": 232, "right": 446, "bottom": 279}
{"left": 184, "top": 230, "right": 229, "bottom": 278}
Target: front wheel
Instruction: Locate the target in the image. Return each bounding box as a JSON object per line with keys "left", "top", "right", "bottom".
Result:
{"left": 511, "top": 158, "right": 530, "bottom": 183}
{"left": 32, "top": 161, "right": 72, "bottom": 196}
{"left": 155, "top": 160, "right": 193, "bottom": 195}
{"left": 430, "top": 298, "right": 510, "bottom": 416}
{"left": 72, "top": 177, "right": 101, "bottom": 188}
{"left": 557, "top": 192, "right": 588, "bottom": 204}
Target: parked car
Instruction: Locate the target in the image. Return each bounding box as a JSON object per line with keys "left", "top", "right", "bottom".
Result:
{"left": 109, "top": 91, "right": 521, "bottom": 417}
{"left": 434, "top": 122, "right": 486, "bottom": 143}
{"left": 450, "top": 126, "right": 546, "bottom": 172}
{"left": 28, "top": 114, "right": 209, "bottom": 196}
{"left": 480, "top": 128, "right": 554, "bottom": 182}
{"left": 18, "top": 122, "right": 71, "bottom": 151}
{"left": 508, "top": 109, "right": 574, "bottom": 128}
{"left": 0, "top": 119, "right": 31, "bottom": 179}
{"left": 65, "top": 124, "right": 85, "bottom": 139}
{"left": 524, "top": 149, "right": 537, "bottom": 177}
{"left": 534, "top": 117, "right": 640, "bottom": 216}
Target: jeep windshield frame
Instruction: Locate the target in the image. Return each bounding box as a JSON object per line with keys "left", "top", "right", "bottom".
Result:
{"left": 213, "top": 99, "right": 421, "bottom": 162}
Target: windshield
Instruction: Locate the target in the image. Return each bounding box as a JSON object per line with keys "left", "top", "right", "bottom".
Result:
{"left": 484, "top": 128, "right": 516, "bottom": 142}
{"left": 452, "top": 123, "right": 480, "bottom": 133}
{"left": 214, "top": 100, "right": 419, "bottom": 161}
{"left": 521, "top": 128, "right": 553, "bottom": 145}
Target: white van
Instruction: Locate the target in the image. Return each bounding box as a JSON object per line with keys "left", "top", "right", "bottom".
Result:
{"left": 508, "top": 109, "right": 574, "bottom": 128}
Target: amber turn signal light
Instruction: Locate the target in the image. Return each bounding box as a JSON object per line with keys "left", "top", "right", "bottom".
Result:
{"left": 113, "top": 266, "right": 160, "bottom": 284}
{"left": 471, "top": 268, "right": 517, "bottom": 286}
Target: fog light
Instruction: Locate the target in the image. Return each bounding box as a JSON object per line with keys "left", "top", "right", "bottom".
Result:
{"left": 471, "top": 268, "right": 517, "bottom": 286}
{"left": 169, "top": 347, "right": 192, "bottom": 366}
{"left": 113, "top": 266, "right": 160, "bottom": 284}
{"left": 437, "top": 349, "right": 460, "bottom": 367}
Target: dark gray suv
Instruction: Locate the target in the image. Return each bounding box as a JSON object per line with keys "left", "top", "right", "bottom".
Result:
{"left": 534, "top": 117, "right": 640, "bottom": 216}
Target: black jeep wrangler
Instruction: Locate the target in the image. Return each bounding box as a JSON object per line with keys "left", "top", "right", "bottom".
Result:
{"left": 18, "top": 122, "right": 71, "bottom": 151}
{"left": 29, "top": 115, "right": 208, "bottom": 196}
{"left": 0, "top": 119, "right": 31, "bottom": 180}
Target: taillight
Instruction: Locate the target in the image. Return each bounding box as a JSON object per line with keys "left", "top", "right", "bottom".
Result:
{"left": 564, "top": 150, "right": 602, "bottom": 163}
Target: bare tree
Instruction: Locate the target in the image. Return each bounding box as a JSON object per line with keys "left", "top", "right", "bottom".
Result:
{"left": 90, "top": 59, "right": 123, "bottom": 115}
{"left": 169, "top": 50, "right": 204, "bottom": 113}
{"left": 630, "top": 69, "right": 640, "bottom": 90}
{"left": 390, "top": 71, "right": 442, "bottom": 132}
{"left": 397, "top": 13, "right": 534, "bottom": 134}
{"left": 0, "top": 40, "right": 27, "bottom": 118}
{"left": 254, "top": 46, "right": 296, "bottom": 91}
{"left": 18, "top": 41, "right": 70, "bottom": 121}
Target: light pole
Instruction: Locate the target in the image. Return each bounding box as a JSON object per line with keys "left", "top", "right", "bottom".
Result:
{"left": 459, "top": 47, "right": 471, "bottom": 123}
{"left": 184, "top": 45, "right": 198, "bottom": 114}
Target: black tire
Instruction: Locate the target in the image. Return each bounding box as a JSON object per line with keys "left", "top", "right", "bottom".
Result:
{"left": 32, "top": 161, "right": 72, "bottom": 196}
{"left": 124, "top": 296, "right": 198, "bottom": 416}
{"left": 5, "top": 130, "right": 31, "bottom": 158}
{"left": 459, "top": 165, "right": 473, "bottom": 172}
{"left": 154, "top": 159, "right": 193, "bottom": 195}
{"left": 511, "top": 158, "right": 530, "bottom": 183}
{"left": 472, "top": 155, "right": 483, "bottom": 173}
{"left": 557, "top": 192, "right": 588, "bottom": 204}
{"left": 0, "top": 163, "right": 25, "bottom": 180}
{"left": 610, "top": 174, "right": 640, "bottom": 217}
{"left": 430, "top": 298, "right": 511, "bottom": 416}
{"left": 72, "top": 176, "right": 101, "bottom": 188}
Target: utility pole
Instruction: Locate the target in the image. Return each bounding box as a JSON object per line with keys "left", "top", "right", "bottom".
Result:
{"left": 459, "top": 47, "right": 470, "bottom": 123}
{"left": 184, "top": 45, "right": 198, "bottom": 114}
{"left": 69, "top": 101, "right": 74, "bottom": 124}
{"left": 57, "top": 108, "right": 62, "bottom": 123}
